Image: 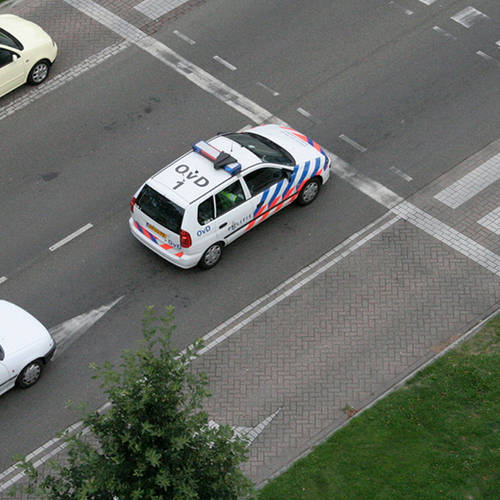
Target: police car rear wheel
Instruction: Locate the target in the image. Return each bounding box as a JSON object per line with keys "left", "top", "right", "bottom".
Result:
{"left": 198, "top": 243, "right": 223, "bottom": 269}
{"left": 297, "top": 178, "right": 321, "bottom": 206}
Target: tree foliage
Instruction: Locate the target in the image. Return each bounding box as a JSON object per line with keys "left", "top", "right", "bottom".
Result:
{"left": 15, "top": 307, "right": 254, "bottom": 500}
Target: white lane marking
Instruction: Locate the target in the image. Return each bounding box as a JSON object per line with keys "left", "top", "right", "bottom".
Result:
{"left": 389, "top": 1, "right": 413, "bottom": 15}
{"left": 434, "top": 152, "right": 500, "bottom": 208}
{"left": 0, "top": 277, "right": 7, "bottom": 285}
{"left": 50, "top": 296, "right": 124, "bottom": 358}
{"left": 390, "top": 166, "right": 413, "bottom": 181}
{"left": 419, "top": 0, "right": 437, "bottom": 4}
{"left": 297, "top": 107, "right": 312, "bottom": 118}
{"left": 339, "top": 134, "right": 367, "bottom": 152}
{"left": 173, "top": 30, "right": 196, "bottom": 45}
{"left": 213, "top": 55, "right": 237, "bottom": 71}
{"left": 296, "top": 107, "right": 319, "bottom": 123}
{"left": 64, "top": 0, "right": 280, "bottom": 125}
{"left": 256, "top": 82, "right": 279, "bottom": 96}
{"left": 135, "top": 0, "right": 185, "bottom": 19}
{"left": 0, "top": 41, "right": 129, "bottom": 122}
{"left": 49, "top": 223, "right": 93, "bottom": 251}
{"left": 432, "top": 26, "right": 457, "bottom": 40}
{"left": 478, "top": 206, "right": 500, "bottom": 235}
{"left": 451, "top": 6, "right": 489, "bottom": 28}
{"left": 477, "top": 51, "right": 500, "bottom": 66}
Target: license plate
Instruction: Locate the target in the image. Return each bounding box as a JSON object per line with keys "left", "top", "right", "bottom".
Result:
{"left": 146, "top": 222, "right": 167, "bottom": 239}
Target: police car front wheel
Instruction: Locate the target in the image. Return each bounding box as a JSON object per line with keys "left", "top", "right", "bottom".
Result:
{"left": 297, "top": 178, "right": 321, "bottom": 206}
{"left": 198, "top": 242, "right": 223, "bottom": 270}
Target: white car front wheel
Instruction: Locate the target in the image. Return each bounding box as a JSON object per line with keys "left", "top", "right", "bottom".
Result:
{"left": 16, "top": 360, "right": 43, "bottom": 388}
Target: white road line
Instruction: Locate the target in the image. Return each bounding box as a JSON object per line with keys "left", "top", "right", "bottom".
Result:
{"left": 432, "top": 26, "right": 457, "bottom": 40}
{"left": 451, "top": 6, "right": 489, "bottom": 28}
{"left": 389, "top": 1, "right": 413, "bottom": 16}
{"left": 296, "top": 107, "right": 319, "bottom": 123}
{"left": 213, "top": 55, "right": 237, "bottom": 71}
{"left": 390, "top": 166, "right": 413, "bottom": 181}
{"left": 63, "top": 0, "right": 280, "bottom": 125}
{"left": 173, "top": 30, "right": 196, "bottom": 45}
{"left": 256, "top": 82, "right": 279, "bottom": 96}
{"left": 478, "top": 207, "right": 500, "bottom": 235}
{"left": 49, "top": 223, "right": 93, "bottom": 251}
{"left": 419, "top": 0, "right": 437, "bottom": 4}
{"left": 0, "top": 277, "right": 7, "bottom": 285}
{"left": 339, "top": 134, "right": 367, "bottom": 152}
{"left": 434, "top": 152, "right": 500, "bottom": 208}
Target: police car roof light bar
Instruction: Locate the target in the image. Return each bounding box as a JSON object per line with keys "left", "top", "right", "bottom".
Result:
{"left": 192, "top": 141, "right": 241, "bottom": 176}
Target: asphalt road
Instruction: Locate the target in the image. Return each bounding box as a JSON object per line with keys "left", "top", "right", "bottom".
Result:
{"left": 1, "top": 0, "right": 500, "bottom": 471}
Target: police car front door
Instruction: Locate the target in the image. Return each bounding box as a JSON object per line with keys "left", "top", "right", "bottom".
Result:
{"left": 214, "top": 179, "right": 254, "bottom": 245}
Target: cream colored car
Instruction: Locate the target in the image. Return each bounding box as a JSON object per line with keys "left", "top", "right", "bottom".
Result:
{"left": 0, "top": 14, "right": 57, "bottom": 98}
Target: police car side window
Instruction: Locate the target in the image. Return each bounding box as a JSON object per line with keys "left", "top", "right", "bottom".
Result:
{"left": 198, "top": 197, "right": 215, "bottom": 225}
{"left": 215, "top": 180, "right": 245, "bottom": 217}
{"left": 244, "top": 167, "right": 286, "bottom": 196}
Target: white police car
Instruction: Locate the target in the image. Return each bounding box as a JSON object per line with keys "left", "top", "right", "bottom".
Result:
{"left": 129, "top": 124, "right": 331, "bottom": 269}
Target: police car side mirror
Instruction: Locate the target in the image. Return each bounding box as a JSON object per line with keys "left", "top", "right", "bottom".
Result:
{"left": 283, "top": 169, "right": 293, "bottom": 181}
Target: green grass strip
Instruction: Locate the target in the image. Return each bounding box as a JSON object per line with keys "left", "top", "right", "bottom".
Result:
{"left": 259, "top": 315, "right": 500, "bottom": 500}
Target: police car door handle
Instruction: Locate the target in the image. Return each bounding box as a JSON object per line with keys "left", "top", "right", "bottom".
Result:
{"left": 219, "top": 222, "right": 227, "bottom": 229}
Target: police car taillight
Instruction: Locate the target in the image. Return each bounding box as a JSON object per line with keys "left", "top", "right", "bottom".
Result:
{"left": 130, "top": 197, "right": 136, "bottom": 212}
{"left": 180, "top": 230, "right": 192, "bottom": 248}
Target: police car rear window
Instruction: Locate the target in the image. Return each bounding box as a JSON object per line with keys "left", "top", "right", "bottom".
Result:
{"left": 136, "top": 184, "right": 184, "bottom": 234}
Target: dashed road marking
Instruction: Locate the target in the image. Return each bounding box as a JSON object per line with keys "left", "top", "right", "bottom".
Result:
{"left": 339, "top": 134, "right": 367, "bottom": 152}
{"left": 213, "top": 55, "right": 237, "bottom": 71}
{"left": 389, "top": 1, "right": 413, "bottom": 16}
{"left": 49, "top": 223, "right": 93, "bottom": 252}
{"left": 256, "top": 82, "right": 279, "bottom": 96}
{"left": 0, "top": 277, "right": 7, "bottom": 285}
{"left": 432, "top": 26, "right": 457, "bottom": 40}
{"left": 173, "top": 30, "right": 196, "bottom": 45}
{"left": 390, "top": 166, "right": 413, "bottom": 181}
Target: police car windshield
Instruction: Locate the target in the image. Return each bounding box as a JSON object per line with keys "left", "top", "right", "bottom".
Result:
{"left": 224, "top": 132, "right": 295, "bottom": 166}
{"left": 136, "top": 184, "right": 184, "bottom": 234}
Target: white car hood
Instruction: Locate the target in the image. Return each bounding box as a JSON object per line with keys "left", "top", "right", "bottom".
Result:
{"left": 0, "top": 14, "right": 53, "bottom": 51}
{"left": 0, "top": 300, "right": 51, "bottom": 356}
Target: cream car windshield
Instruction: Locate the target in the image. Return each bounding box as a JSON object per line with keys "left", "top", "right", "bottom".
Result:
{"left": 0, "top": 28, "right": 23, "bottom": 50}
